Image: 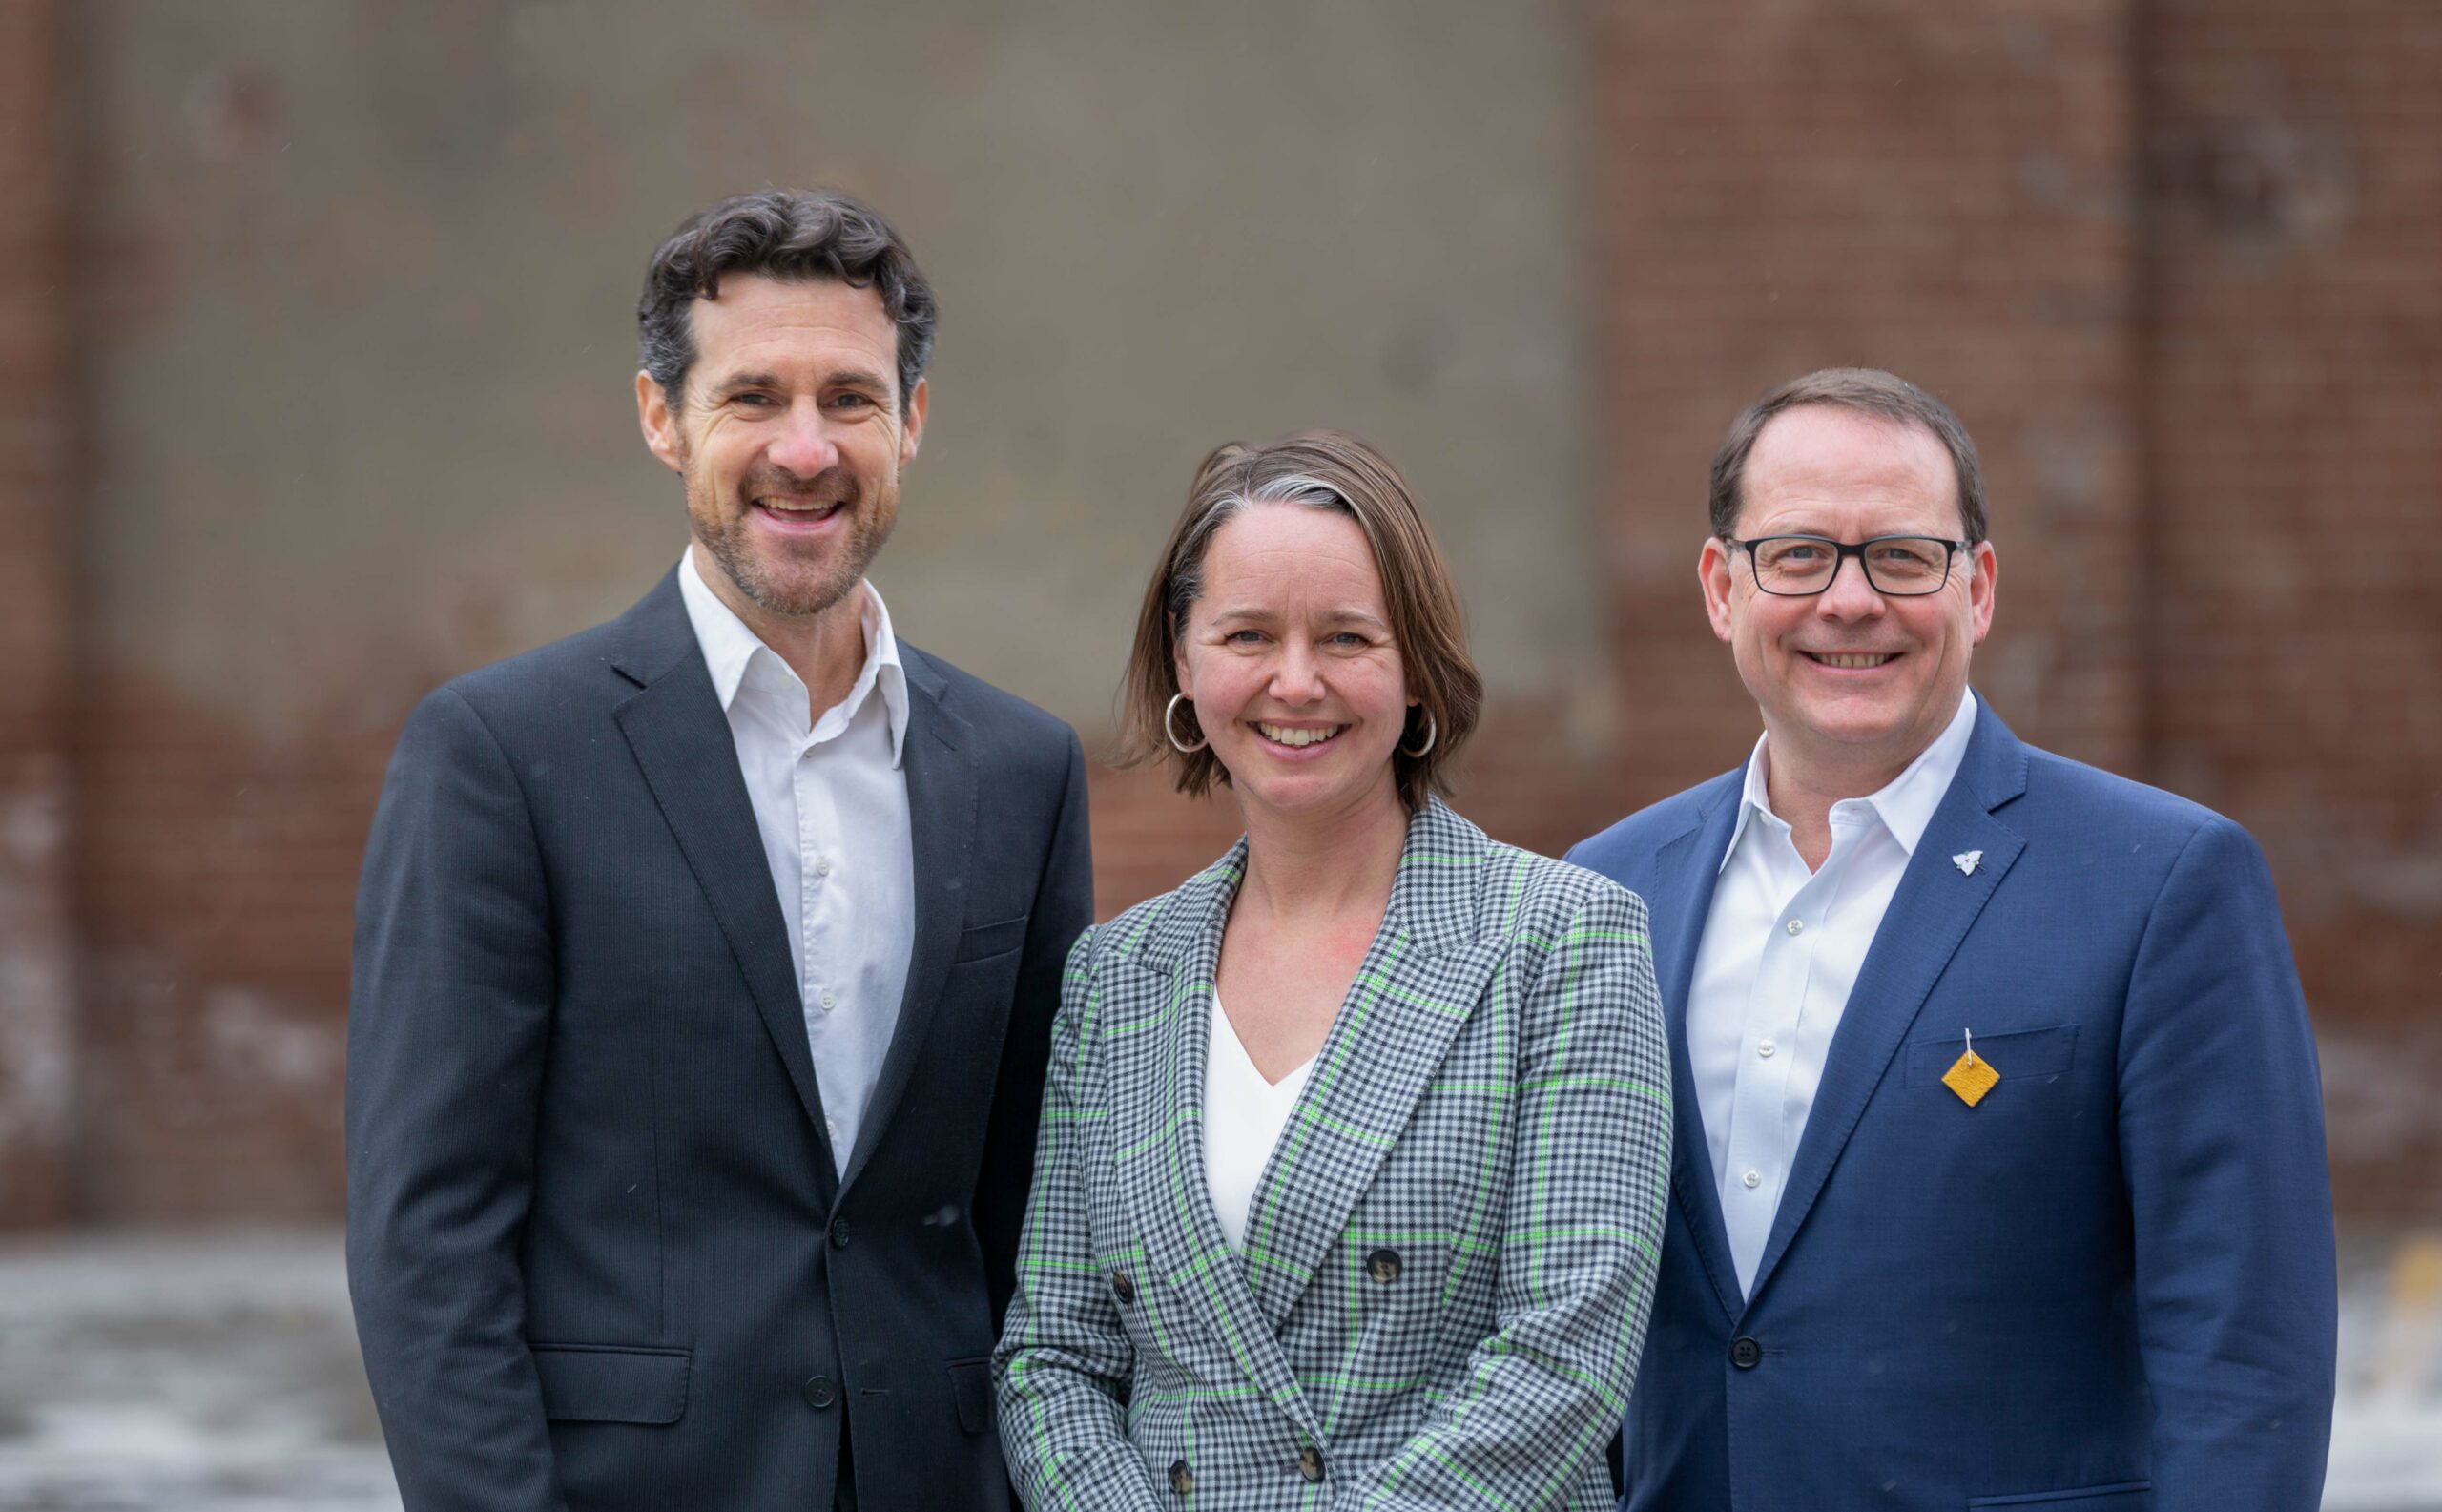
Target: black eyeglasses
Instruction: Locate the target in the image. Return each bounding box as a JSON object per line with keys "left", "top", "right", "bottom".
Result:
{"left": 1731, "top": 535, "right": 1969, "bottom": 597}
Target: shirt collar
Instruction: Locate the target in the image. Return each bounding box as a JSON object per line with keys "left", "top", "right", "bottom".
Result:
{"left": 1718, "top": 689, "right": 1979, "bottom": 873}
{"left": 677, "top": 548, "right": 910, "bottom": 767}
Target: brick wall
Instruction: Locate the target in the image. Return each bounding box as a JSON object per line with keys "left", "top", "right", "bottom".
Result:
{"left": 1598, "top": 0, "right": 2146, "bottom": 784}
{"left": 0, "top": 2, "right": 2435, "bottom": 1226}
{"left": 2144, "top": 0, "right": 2442, "bottom": 1214}
{"left": 0, "top": 0, "right": 73, "bottom": 1228}
{"left": 1590, "top": 0, "right": 2441, "bottom": 1218}
{"left": 70, "top": 673, "right": 394, "bottom": 1218}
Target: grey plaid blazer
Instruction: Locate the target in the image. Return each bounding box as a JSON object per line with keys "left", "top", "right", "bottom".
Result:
{"left": 994, "top": 798, "right": 1670, "bottom": 1510}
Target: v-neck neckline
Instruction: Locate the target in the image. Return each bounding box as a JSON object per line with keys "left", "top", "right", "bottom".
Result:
{"left": 1211, "top": 992, "right": 1318, "bottom": 1092}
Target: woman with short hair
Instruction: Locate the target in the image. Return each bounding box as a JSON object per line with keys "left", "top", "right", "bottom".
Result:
{"left": 994, "top": 430, "right": 1670, "bottom": 1510}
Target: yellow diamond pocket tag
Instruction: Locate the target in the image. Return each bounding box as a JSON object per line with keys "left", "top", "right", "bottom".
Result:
{"left": 1943, "top": 1041, "right": 2000, "bottom": 1108}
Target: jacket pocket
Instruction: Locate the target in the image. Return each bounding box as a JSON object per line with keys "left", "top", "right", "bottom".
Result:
{"left": 1904, "top": 1024, "right": 2079, "bottom": 1088}
{"left": 1968, "top": 1481, "right": 2151, "bottom": 1510}
{"left": 953, "top": 913, "right": 1030, "bottom": 963}
{"left": 946, "top": 1354, "right": 993, "bottom": 1434}
{"left": 531, "top": 1343, "right": 691, "bottom": 1424}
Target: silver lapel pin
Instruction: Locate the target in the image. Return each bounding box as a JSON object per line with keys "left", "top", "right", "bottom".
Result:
{"left": 1952, "top": 849, "right": 1983, "bottom": 876}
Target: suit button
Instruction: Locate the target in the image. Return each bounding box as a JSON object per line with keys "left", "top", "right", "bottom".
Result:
{"left": 1111, "top": 1270, "right": 1136, "bottom": 1305}
{"left": 1364, "top": 1248, "right": 1401, "bottom": 1285}
{"left": 830, "top": 1218, "right": 852, "bottom": 1250}
{"left": 1297, "top": 1445, "right": 1326, "bottom": 1482}
{"left": 803, "top": 1375, "right": 838, "bottom": 1409}
{"left": 1169, "top": 1459, "right": 1192, "bottom": 1495}
{"left": 1729, "top": 1336, "right": 1762, "bottom": 1369}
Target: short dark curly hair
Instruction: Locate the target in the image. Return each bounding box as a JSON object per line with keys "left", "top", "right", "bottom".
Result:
{"left": 636, "top": 189, "right": 937, "bottom": 408}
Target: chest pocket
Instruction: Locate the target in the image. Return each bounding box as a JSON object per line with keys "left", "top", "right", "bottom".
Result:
{"left": 1902, "top": 1024, "right": 2079, "bottom": 1089}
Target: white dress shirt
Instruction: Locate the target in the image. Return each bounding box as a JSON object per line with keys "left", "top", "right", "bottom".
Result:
{"left": 1690, "top": 690, "right": 1978, "bottom": 1296}
{"left": 678, "top": 549, "right": 915, "bottom": 1174}
{"left": 1202, "top": 994, "right": 1316, "bottom": 1251}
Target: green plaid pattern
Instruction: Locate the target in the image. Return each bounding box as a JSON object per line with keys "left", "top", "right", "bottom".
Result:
{"left": 996, "top": 799, "right": 1671, "bottom": 1510}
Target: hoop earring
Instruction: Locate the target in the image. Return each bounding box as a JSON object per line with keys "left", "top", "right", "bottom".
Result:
{"left": 1400, "top": 709, "right": 1438, "bottom": 759}
{"left": 1164, "top": 693, "right": 1209, "bottom": 754}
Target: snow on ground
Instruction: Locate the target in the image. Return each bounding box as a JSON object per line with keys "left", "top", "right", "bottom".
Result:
{"left": 0, "top": 1228, "right": 2433, "bottom": 1510}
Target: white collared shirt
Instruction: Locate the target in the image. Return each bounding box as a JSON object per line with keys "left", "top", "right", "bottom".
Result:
{"left": 1690, "top": 690, "right": 1979, "bottom": 1297}
{"left": 678, "top": 548, "right": 916, "bottom": 1175}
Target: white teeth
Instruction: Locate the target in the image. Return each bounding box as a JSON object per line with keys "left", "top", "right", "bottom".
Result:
{"left": 1812, "top": 653, "right": 1894, "bottom": 669}
{"left": 759, "top": 499, "right": 837, "bottom": 514}
{"left": 1257, "top": 723, "right": 1343, "bottom": 748}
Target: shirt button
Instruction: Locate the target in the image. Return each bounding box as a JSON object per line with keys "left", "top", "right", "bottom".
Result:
{"left": 819, "top": 989, "right": 838, "bottom": 1012}
{"left": 816, "top": 858, "right": 833, "bottom": 877}
{"left": 1757, "top": 1039, "right": 1777, "bottom": 1058}
{"left": 1169, "top": 1460, "right": 1193, "bottom": 1496}
{"left": 1786, "top": 919, "right": 1805, "bottom": 936}
{"left": 1742, "top": 1169, "right": 1763, "bottom": 1190}
{"left": 1296, "top": 1446, "right": 1326, "bottom": 1482}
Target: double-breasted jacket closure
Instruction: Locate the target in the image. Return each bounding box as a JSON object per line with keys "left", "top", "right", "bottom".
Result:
{"left": 996, "top": 799, "right": 1672, "bottom": 1510}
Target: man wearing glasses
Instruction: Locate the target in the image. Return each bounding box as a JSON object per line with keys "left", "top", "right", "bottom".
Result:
{"left": 1571, "top": 369, "right": 2336, "bottom": 1511}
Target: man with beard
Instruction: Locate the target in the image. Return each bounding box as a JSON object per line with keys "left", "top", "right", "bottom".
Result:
{"left": 347, "top": 190, "right": 1093, "bottom": 1511}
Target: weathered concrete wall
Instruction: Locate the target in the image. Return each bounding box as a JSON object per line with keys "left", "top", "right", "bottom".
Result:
{"left": 73, "top": 0, "right": 1595, "bottom": 735}
{"left": 58, "top": 0, "right": 1596, "bottom": 1217}
{"left": 0, "top": 1, "right": 2432, "bottom": 1226}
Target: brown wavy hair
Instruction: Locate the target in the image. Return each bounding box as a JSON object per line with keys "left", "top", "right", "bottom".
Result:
{"left": 1120, "top": 430, "right": 1481, "bottom": 812}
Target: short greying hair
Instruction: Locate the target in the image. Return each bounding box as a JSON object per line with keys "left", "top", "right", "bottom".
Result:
{"left": 637, "top": 189, "right": 936, "bottom": 408}
{"left": 1707, "top": 368, "right": 1987, "bottom": 544}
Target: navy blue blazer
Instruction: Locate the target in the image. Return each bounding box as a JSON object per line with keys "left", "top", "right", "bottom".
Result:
{"left": 347, "top": 570, "right": 1093, "bottom": 1511}
{"left": 1568, "top": 697, "right": 2335, "bottom": 1512}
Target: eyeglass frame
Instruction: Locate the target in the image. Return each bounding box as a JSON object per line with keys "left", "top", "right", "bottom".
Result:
{"left": 1727, "top": 533, "right": 1974, "bottom": 597}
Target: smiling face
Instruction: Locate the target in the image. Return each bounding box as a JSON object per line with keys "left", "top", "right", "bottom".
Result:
{"left": 636, "top": 273, "right": 927, "bottom": 628}
{"left": 1700, "top": 404, "right": 1997, "bottom": 794}
{"left": 1173, "top": 502, "right": 1416, "bottom": 828}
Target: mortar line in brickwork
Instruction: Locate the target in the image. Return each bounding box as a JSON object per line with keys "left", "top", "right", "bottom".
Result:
{"left": 2127, "top": 0, "right": 2169, "bottom": 786}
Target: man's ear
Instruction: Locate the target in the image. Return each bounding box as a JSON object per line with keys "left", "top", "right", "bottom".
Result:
{"left": 899, "top": 376, "right": 929, "bottom": 466}
{"left": 1699, "top": 536, "right": 1738, "bottom": 645}
{"left": 637, "top": 371, "right": 684, "bottom": 473}
{"left": 1966, "top": 538, "right": 1998, "bottom": 645}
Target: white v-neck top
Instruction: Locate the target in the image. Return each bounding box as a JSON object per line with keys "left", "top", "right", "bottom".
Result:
{"left": 1203, "top": 994, "right": 1317, "bottom": 1251}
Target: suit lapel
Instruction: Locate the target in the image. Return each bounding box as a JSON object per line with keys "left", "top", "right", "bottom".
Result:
{"left": 1744, "top": 703, "right": 2030, "bottom": 1305}
{"left": 840, "top": 650, "right": 974, "bottom": 1192}
{"left": 1237, "top": 799, "right": 1502, "bottom": 1333}
{"left": 609, "top": 572, "right": 839, "bottom": 1192}
{"left": 1640, "top": 775, "right": 1747, "bottom": 1325}
{"left": 1112, "top": 849, "right": 1320, "bottom": 1440}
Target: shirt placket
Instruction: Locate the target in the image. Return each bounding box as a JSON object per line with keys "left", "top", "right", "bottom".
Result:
{"left": 795, "top": 733, "right": 848, "bottom": 1156}
{"left": 1722, "top": 843, "right": 1811, "bottom": 1282}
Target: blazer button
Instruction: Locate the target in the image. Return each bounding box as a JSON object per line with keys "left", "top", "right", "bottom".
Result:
{"left": 1729, "top": 1336, "right": 1763, "bottom": 1369}
{"left": 1364, "top": 1248, "right": 1401, "bottom": 1285}
{"left": 1111, "top": 1270, "right": 1136, "bottom": 1305}
{"left": 1296, "top": 1445, "right": 1326, "bottom": 1482}
{"left": 829, "top": 1217, "right": 853, "bottom": 1250}
{"left": 802, "top": 1375, "right": 838, "bottom": 1409}
{"left": 1169, "top": 1459, "right": 1192, "bottom": 1496}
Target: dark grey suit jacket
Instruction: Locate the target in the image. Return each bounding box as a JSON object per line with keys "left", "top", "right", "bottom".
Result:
{"left": 347, "top": 569, "right": 1093, "bottom": 1511}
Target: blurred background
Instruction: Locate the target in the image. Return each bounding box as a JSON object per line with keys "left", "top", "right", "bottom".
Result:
{"left": 0, "top": 0, "right": 2435, "bottom": 1506}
